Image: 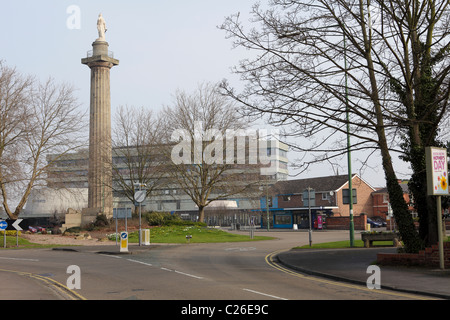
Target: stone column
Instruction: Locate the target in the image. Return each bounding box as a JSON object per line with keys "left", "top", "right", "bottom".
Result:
{"left": 82, "top": 40, "right": 119, "bottom": 218}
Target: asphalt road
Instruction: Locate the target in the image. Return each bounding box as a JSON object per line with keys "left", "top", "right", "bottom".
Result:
{"left": 0, "top": 229, "right": 430, "bottom": 302}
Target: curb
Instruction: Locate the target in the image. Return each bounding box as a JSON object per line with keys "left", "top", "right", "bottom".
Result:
{"left": 275, "top": 253, "right": 450, "bottom": 300}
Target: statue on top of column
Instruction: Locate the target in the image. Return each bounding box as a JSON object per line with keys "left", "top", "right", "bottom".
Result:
{"left": 97, "top": 13, "right": 107, "bottom": 41}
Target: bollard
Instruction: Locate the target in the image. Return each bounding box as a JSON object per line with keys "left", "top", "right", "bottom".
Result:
{"left": 142, "top": 229, "right": 150, "bottom": 245}
{"left": 186, "top": 235, "right": 192, "bottom": 244}
{"left": 120, "top": 232, "right": 128, "bottom": 252}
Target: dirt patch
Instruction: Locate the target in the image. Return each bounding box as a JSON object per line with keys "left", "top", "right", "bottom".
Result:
{"left": 21, "top": 232, "right": 114, "bottom": 246}
{"left": 21, "top": 225, "right": 145, "bottom": 246}
{"left": 21, "top": 218, "right": 150, "bottom": 246}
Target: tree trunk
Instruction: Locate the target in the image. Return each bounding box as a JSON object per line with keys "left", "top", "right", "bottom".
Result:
{"left": 379, "top": 137, "right": 423, "bottom": 253}
{"left": 408, "top": 148, "right": 438, "bottom": 246}
{"left": 364, "top": 34, "right": 423, "bottom": 252}
{"left": 198, "top": 206, "right": 205, "bottom": 224}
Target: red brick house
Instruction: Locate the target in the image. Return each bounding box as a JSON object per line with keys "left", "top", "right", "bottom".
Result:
{"left": 261, "top": 174, "right": 376, "bottom": 229}
{"left": 371, "top": 181, "right": 416, "bottom": 220}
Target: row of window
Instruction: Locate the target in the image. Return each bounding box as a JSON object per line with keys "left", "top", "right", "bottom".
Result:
{"left": 270, "top": 189, "right": 357, "bottom": 207}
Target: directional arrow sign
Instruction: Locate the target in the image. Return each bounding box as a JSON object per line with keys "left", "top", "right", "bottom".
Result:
{"left": 12, "top": 219, "right": 23, "bottom": 231}
{"left": 6, "top": 219, "right": 26, "bottom": 231}
{"left": 0, "top": 220, "right": 7, "bottom": 231}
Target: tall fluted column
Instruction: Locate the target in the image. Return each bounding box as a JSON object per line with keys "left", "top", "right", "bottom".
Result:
{"left": 82, "top": 40, "right": 119, "bottom": 218}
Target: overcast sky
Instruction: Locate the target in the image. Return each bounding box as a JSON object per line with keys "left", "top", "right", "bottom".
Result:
{"left": 0, "top": 1, "right": 255, "bottom": 109}
{"left": 0, "top": 1, "right": 409, "bottom": 187}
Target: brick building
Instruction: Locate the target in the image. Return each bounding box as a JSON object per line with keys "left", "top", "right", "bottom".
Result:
{"left": 260, "top": 174, "right": 376, "bottom": 229}
{"left": 372, "top": 181, "right": 416, "bottom": 220}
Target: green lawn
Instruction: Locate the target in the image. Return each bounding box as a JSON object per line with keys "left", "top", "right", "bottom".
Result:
{"left": 0, "top": 235, "right": 68, "bottom": 249}
{"left": 1, "top": 226, "right": 273, "bottom": 249}
{"left": 122, "top": 226, "right": 275, "bottom": 244}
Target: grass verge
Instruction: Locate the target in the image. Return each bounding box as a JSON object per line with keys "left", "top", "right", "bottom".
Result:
{"left": 115, "top": 226, "right": 275, "bottom": 244}
{"left": 0, "top": 236, "right": 70, "bottom": 249}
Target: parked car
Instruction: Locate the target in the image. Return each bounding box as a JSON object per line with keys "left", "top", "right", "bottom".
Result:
{"left": 28, "top": 226, "right": 38, "bottom": 233}
{"left": 371, "top": 217, "right": 387, "bottom": 227}
{"left": 367, "top": 218, "right": 383, "bottom": 228}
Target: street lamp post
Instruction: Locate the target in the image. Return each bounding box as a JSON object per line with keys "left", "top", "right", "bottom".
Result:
{"left": 308, "top": 187, "right": 312, "bottom": 247}
{"left": 304, "top": 187, "right": 314, "bottom": 247}
{"left": 343, "top": 33, "right": 355, "bottom": 247}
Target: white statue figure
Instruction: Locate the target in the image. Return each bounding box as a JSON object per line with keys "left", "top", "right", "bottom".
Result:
{"left": 97, "top": 13, "right": 107, "bottom": 41}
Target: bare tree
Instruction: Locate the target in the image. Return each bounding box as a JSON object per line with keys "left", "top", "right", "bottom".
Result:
{"left": 220, "top": 0, "right": 449, "bottom": 252}
{"left": 111, "top": 105, "right": 167, "bottom": 214}
{"left": 0, "top": 63, "right": 86, "bottom": 219}
{"left": 163, "top": 82, "right": 265, "bottom": 222}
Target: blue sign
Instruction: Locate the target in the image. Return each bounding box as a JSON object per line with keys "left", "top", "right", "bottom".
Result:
{"left": 0, "top": 220, "right": 7, "bottom": 231}
{"left": 120, "top": 232, "right": 128, "bottom": 240}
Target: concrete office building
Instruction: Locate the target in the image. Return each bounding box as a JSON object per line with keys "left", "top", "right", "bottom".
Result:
{"left": 25, "top": 141, "right": 289, "bottom": 225}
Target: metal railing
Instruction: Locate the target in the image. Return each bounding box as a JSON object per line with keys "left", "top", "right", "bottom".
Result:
{"left": 86, "top": 50, "right": 115, "bottom": 59}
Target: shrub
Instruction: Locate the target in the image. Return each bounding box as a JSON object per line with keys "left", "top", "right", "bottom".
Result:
{"left": 145, "top": 212, "right": 207, "bottom": 227}
{"left": 64, "top": 227, "right": 81, "bottom": 234}
{"left": 145, "top": 212, "right": 177, "bottom": 226}
{"left": 94, "top": 214, "right": 110, "bottom": 227}
{"left": 84, "top": 214, "right": 111, "bottom": 231}
{"left": 0, "top": 230, "right": 22, "bottom": 236}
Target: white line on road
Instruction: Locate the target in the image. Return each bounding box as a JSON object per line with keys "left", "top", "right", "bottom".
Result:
{"left": 160, "top": 267, "right": 172, "bottom": 272}
{"left": 174, "top": 270, "right": 204, "bottom": 280}
{"left": 0, "top": 257, "right": 39, "bottom": 262}
{"left": 126, "top": 258, "right": 204, "bottom": 280}
{"left": 127, "top": 259, "right": 153, "bottom": 267}
{"left": 99, "top": 254, "right": 122, "bottom": 259}
{"left": 243, "top": 288, "right": 288, "bottom": 300}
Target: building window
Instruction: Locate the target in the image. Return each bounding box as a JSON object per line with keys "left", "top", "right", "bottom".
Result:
{"left": 279, "top": 149, "right": 287, "bottom": 158}
{"left": 342, "top": 189, "right": 357, "bottom": 204}
{"left": 279, "top": 161, "right": 288, "bottom": 170}
{"left": 322, "top": 193, "right": 330, "bottom": 201}
{"left": 274, "top": 215, "right": 291, "bottom": 225}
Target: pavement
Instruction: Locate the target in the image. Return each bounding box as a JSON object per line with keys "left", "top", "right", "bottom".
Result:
{"left": 276, "top": 246, "right": 450, "bottom": 299}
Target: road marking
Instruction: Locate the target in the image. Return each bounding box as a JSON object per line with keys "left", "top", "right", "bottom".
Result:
{"left": 0, "top": 268, "right": 86, "bottom": 300}
{"left": 174, "top": 270, "right": 204, "bottom": 280}
{"left": 225, "top": 247, "right": 257, "bottom": 252}
{"left": 99, "top": 254, "right": 122, "bottom": 259}
{"left": 0, "top": 257, "right": 39, "bottom": 262}
{"left": 126, "top": 258, "right": 204, "bottom": 280}
{"left": 127, "top": 259, "right": 153, "bottom": 267}
{"left": 160, "top": 267, "right": 172, "bottom": 272}
{"left": 265, "top": 250, "right": 435, "bottom": 300}
{"left": 243, "top": 288, "right": 288, "bottom": 300}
